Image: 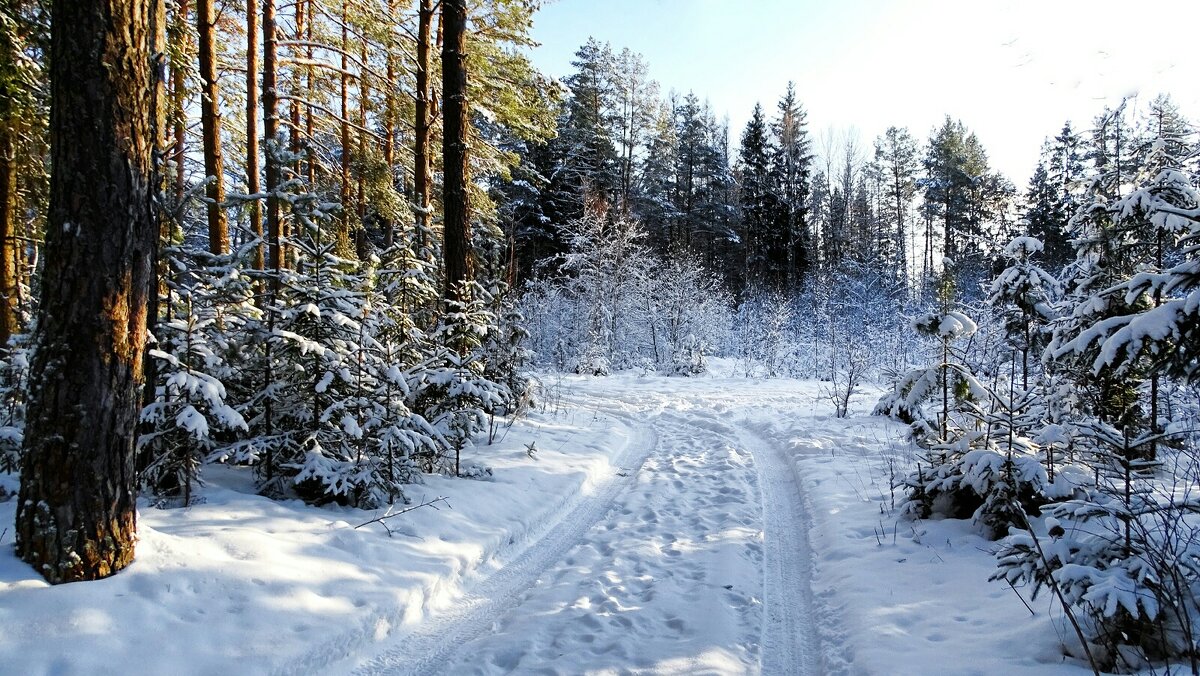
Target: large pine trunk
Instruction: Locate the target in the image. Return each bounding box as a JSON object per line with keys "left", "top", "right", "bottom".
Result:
{"left": 441, "top": 0, "right": 471, "bottom": 302}
{"left": 414, "top": 0, "right": 434, "bottom": 247}
{"left": 246, "top": 0, "right": 263, "bottom": 270}
{"left": 197, "top": 0, "right": 228, "bottom": 254}
{"left": 16, "top": 0, "right": 160, "bottom": 584}
{"left": 170, "top": 0, "right": 188, "bottom": 201}
{"left": 0, "top": 121, "right": 16, "bottom": 347}
{"left": 0, "top": 21, "right": 20, "bottom": 346}
{"left": 263, "top": 0, "right": 282, "bottom": 272}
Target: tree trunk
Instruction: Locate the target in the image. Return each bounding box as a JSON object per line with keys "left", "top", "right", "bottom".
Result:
{"left": 894, "top": 174, "right": 906, "bottom": 287}
{"left": 16, "top": 0, "right": 161, "bottom": 584}
{"left": 0, "top": 7, "right": 25, "bottom": 347}
{"left": 261, "top": 0, "right": 280, "bottom": 483}
{"left": 246, "top": 0, "right": 263, "bottom": 270}
{"left": 338, "top": 0, "right": 352, "bottom": 253}
{"left": 414, "top": 0, "right": 433, "bottom": 249}
{"left": 197, "top": 0, "right": 227, "bottom": 254}
{"left": 289, "top": 0, "right": 303, "bottom": 169}
{"left": 356, "top": 37, "right": 369, "bottom": 260}
{"left": 0, "top": 121, "right": 16, "bottom": 347}
{"left": 171, "top": 0, "right": 188, "bottom": 201}
{"left": 441, "top": 0, "right": 471, "bottom": 302}
{"left": 142, "top": 0, "right": 168, "bottom": 417}
{"left": 382, "top": 2, "right": 396, "bottom": 248}
{"left": 303, "top": 0, "right": 314, "bottom": 187}
{"left": 263, "top": 0, "right": 282, "bottom": 273}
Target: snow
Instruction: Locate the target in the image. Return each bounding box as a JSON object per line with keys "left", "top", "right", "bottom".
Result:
{"left": 174, "top": 405, "right": 208, "bottom": 438}
{"left": 0, "top": 366, "right": 1100, "bottom": 674}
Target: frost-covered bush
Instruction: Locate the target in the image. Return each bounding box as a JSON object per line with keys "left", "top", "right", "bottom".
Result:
{"left": 519, "top": 281, "right": 578, "bottom": 372}
{"left": 814, "top": 262, "right": 910, "bottom": 413}
{"left": 556, "top": 206, "right": 657, "bottom": 370}
{"left": 650, "top": 253, "right": 731, "bottom": 375}
{"left": 520, "top": 206, "right": 731, "bottom": 376}
{"left": 0, "top": 335, "right": 30, "bottom": 474}
{"left": 727, "top": 262, "right": 914, "bottom": 384}
{"left": 731, "top": 291, "right": 794, "bottom": 378}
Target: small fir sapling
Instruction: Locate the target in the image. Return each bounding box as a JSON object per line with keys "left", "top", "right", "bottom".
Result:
{"left": 421, "top": 282, "right": 507, "bottom": 476}
{"left": 0, "top": 335, "right": 29, "bottom": 475}
{"left": 987, "top": 236, "right": 1059, "bottom": 390}
{"left": 139, "top": 242, "right": 255, "bottom": 504}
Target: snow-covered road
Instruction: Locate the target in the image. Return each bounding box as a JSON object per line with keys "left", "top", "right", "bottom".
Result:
{"left": 1, "top": 371, "right": 1099, "bottom": 675}
{"left": 344, "top": 378, "right": 836, "bottom": 675}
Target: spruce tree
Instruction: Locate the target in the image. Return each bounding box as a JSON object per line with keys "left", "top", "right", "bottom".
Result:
{"left": 768, "top": 82, "right": 813, "bottom": 290}
{"left": 738, "top": 103, "right": 775, "bottom": 291}
{"left": 922, "top": 117, "right": 992, "bottom": 287}
{"left": 1021, "top": 162, "right": 1073, "bottom": 274}
{"left": 874, "top": 126, "right": 920, "bottom": 288}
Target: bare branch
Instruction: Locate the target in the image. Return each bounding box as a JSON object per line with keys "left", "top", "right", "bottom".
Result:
{"left": 354, "top": 495, "right": 451, "bottom": 535}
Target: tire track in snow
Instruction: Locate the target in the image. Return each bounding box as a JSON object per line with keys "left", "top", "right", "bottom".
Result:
{"left": 343, "top": 413, "right": 658, "bottom": 676}
{"left": 733, "top": 419, "right": 823, "bottom": 675}
{"left": 432, "top": 412, "right": 766, "bottom": 674}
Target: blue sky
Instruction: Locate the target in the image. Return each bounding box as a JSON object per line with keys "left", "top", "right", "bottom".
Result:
{"left": 527, "top": 0, "right": 1200, "bottom": 185}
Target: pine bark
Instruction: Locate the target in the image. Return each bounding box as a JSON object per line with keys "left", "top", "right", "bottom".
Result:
{"left": 414, "top": 0, "right": 433, "bottom": 245}
{"left": 171, "top": 0, "right": 188, "bottom": 201}
{"left": 338, "top": 0, "right": 352, "bottom": 253}
{"left": 263, "top": 0, "right": 282, "bottom": 272}
{"left": 0, "top": 121, "right": 16, "bottom": 347}
{"left": 441, "top": 0, "right": 471, "bottom": 301}
{"left": 260, "top": 0, "right": 280, "bottom": 483}
{"left": 197, "top": 0, "right": 227, "bottom": 254}
{"left": 16, "top": 0, "right": 160, "bottom": 584}
{"left": 0, "top": 8, "right": 21, "bottom": 346}
{"left": 289, "top": 0, "right": 303, "bottom": 166}
{"left": 246, "top": 0, "right": 263, "bottom": 270}
{"left": 382, "top": 4, "right": 396, "bottom": 248}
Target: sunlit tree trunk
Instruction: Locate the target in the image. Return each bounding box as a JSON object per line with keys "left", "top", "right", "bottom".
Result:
{"left": 0, "top": 121, "right": 16, "bottom": 346}
{"left": 197, "top": 0, "right": 227, "bottom": 253}
{"left": 170, "top": 0, "right": 189, "bottom": 201}
{"left": 246, "top": 0, "right": 263, "bottom": 270}
{"left": 414, "top": 0, "right": 433, "bottom": 250}
{"left": 16, "top": 0, "right": 162, "bottom": 584}
{"left": 441, "top": 0, "right": 471, "bottom": 302}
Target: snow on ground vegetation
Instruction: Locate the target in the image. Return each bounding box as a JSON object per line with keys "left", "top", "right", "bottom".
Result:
{"left": 1, "top": 366, "right": 1104, "bottom": 674}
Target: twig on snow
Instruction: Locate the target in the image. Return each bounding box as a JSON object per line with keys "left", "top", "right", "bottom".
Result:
{"left": 355, "top": 495, "right": 450, "bottom": 536}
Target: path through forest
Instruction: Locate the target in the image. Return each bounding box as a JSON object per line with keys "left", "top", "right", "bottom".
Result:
{"left": 341, "top": 377, "right": 843, "bottom": 675}
{"left": 2, "top": 371, "right": 1091, "bottom": 675}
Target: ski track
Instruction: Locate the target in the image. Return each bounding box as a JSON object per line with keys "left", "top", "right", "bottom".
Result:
{"left": 429, "top": 413, "right": 765, "bottom": 675}
{"left": 734, "top": 419, "right": 819, "bottom": 675}
{"left": 338, "top": 383, "right": 836, "bottom": 675}
{"left": 343, "top": 406, "right": 659, "bottom": 676}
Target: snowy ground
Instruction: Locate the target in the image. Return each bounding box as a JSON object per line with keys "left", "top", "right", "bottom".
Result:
{"left": 0, "top": 364, "right": 1098, "bottom": 674}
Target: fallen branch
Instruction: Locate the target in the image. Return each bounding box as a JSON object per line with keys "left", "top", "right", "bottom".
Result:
{"left": 355, "top": 496, "right": 450, "bottom": 536}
